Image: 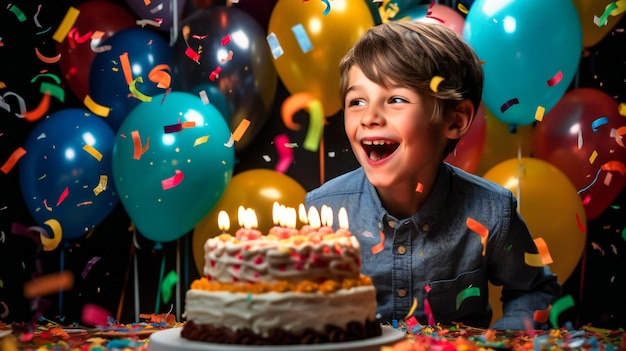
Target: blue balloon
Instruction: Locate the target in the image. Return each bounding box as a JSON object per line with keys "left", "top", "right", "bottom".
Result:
{"left": 19, "top": 108, "right": 119, "bottom": 240}
{"left": 463, "top": 0, "right": 582, "bottom": 126}
{"left": 89, "top": 27, "right": 173, "bottom": 132}
{"left": 112, "top": 91, "right": 235, "bottom": 242}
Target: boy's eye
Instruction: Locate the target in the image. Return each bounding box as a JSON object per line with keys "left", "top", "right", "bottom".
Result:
{"left": 389, "top": 96, "right": 408, "bottom": 104}
{"left": 347, "top": 99, "right": 366, "bottom": 107}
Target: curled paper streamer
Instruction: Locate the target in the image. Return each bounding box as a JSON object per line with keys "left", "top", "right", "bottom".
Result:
{"left": 35, "top": 48, "right": 61, "bottom": 63}
{"left": 281, "top": 92, "right": 325, "bottom": 152}
{"left": 456, "top": 286, "right": 480, "bottom": 310}
{"left": 161, "top": 170, "right": 184, "bottom": 190}
{"left": 274, "top": 134, "right": 294, "bottom": 174}
{"left": 371, "top": 231, "right": 385, "bottom": 254}
{"left": 549, "top": 295, "right": 575, "bottom": 328}
{"left": 41, "top": 219, "right": 62, "bottom": 251}
{"left": 161, "top": 270, "right": 179, "bottom": 304}
{"left": 129, "top": 77, "right": 153, "bottom": 102}
{"left": 0, "top": 147, "right": 27, "bottom": 174}
{"left": 93, "top": 175, "right": 108, "bottom": 196}
{"left": 23, "top": 93, "right": 51, "bottom": 122}
{"left": 148, "top": 64, "right": 172, "bottom": 89}
{"left": 466, "top": 217, "right": 488, "bottom": 256}
{"left": 24, "top": 271, "right": 74, "bottom": 298}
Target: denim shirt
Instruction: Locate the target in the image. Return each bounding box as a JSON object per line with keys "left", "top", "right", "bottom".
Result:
{"left": 305, "top": 163, "right": 561, "bottom": 330}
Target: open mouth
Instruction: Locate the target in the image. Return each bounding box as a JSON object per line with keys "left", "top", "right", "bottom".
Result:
{"left": 361, "top": 140, "right": 399, "bottom": 161}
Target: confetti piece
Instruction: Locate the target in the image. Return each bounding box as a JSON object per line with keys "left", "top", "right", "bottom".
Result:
{"left": 595, "top": 2, "right": 618, "bottom": 27}
{"left": 1, "top": 147, "right": 27, "bottom": 174}
{"left": 199, "top": 90, "right": 209, "bottom": 104}
{"left": 423, "top": 297, "right": 435, "bottom": 326}
{"left": 148, "top": 64, "right": 171, "bottom": 89}
{"left": 589, "top": 150, "right": 598, "bottom": 164}
{"left": 56, "top": 187, "right": 69, "bottom": 206}
{"left": 221, "top": 34, "right": 231, "bottom": 46}
{"left": 534, "top": 305, "right": 551, "bottom": 323}
{"left": 466, "top": 217, "right": 488, "bottom": 256}
{"left": 8, "top": 4, "right": 27, "bottom": 22}
{"left": 164, "top": 123, "right": 183, "bottom": 133}
{"left": 601, "top": 160, "right": 626, "bottom": 175}
{"left": 52, "top": 7, "right": 80, "bottom": 43}
{"left": 619, "top": 103, "right": 626, "bottom": 116}
{"left": 403, "top": 297, "right": 418, "bottom": 320}
{"left": 82, "top": 256, "right": 101, "bottom": 279}
{"left": 161, "top": 270, "right": 179, "bottom": 304}
{"left": 591, "top": 117, "right": 608, "bottom": 132}
{"left": 291, "top": 24, "right": 313, "bottom": 54}
{"left": 266, "top": 32, "right": 284, "bottom": 59}
{"left": 225, "top": 119, "right": 251, "bottom": 146}
{"left": 429, "top": 76, "right": 444, "bottom": 93}
{"left": 81, "top": 303, "right": 111, "bottom": 326}
{"left": 604, "top": 172, "right": 613, "bottom": 186}
{"left": 535, "top": 106, "right": 545, "bottom": 121}
{"left": 136, "top": 19, "right": 162, "bottom": 27}
{"left": 546, "top": 70, "right": 563, "bottom": 87}
{"left": 83, "top": 144, "right": 102, "bottom": 161}
{"left": 615, "top": 126, "right": 626, "bottom": 148}
{"left": 89, "top": 31, "right": 112, "bottom": 53}
{"left": 161, "top": 170, "right": 184, "bottom": 190}
{"left": 549, "top": 294, "right": 574, "bottom": 328}
{"left": 129, "top": 77, "right": 153, "bottom": 102}
{"left": 131, "top": 131, "right": 149, "bottom": 159}
{"left": 321, "top": 0, "right": 331, "bottom": 15}
{"left": 274, "top": 134, "right": 294, "bottom": 173}
{"left": 209, "top": 66, "right": 222, "bottom": 81}
{"left": 456, "top": 286, "right": 480, "bottom": 310}
{"left": 93, "top": 175, "right": 108, "bottom": 195}
{"left": 533, "top": 237, "right": 553, "bottom": 265}
{"left": 24, "top": 271, "right": 74, "bottom": 298}
{"left": 500, "top": 98, "right": 519, "bottom": 113}
{"left": 23, "top": 93, "right": 51, "bottom": 122}
{"left": 372, "top": 231, "right": 385, "bottom": 254}
{"left": 119, "top": 52, "right": 133, "bottom": 85}
{"left": 35, "top": 48, "right": 61, "bottom": 63}
{"left": 282, "top": 92, "right": 325, "bottom": 151}
{"left": 457, "top": 3, "right": 469, "bottom": 14}
{"left": 39, "top": 81, "right": 65, "bottom": 103}
{"left": 83, "top": 94, "right": 110, "bottom": 117}
{"left": 185, "top": 47, "right": 201, "bottom": 63}
{"left": 524, "top": 252, "right": 545, "bottom": 267}
{"left": 415, "top": 182, "right": 424, "bottom": 193}
{"left": 193, "top": 135, "right": 209, "bottom": 146}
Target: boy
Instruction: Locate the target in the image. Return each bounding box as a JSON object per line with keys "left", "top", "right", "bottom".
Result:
{"left": 305, "top": 21, "right": 561, "bottom": 329}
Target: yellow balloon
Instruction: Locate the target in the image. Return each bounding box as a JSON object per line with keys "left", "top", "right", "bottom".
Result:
{"left": 571, "top": 0, "right": 625, "bottom": 48}
{"left": 192, "top": 169, "right": 307, "bottom": 275}
{"left": 475, "top": 109, "right": 534, "bottom": 177}
{"left": 268, "top": 0, "right": 375, "bottom": 116}
{"left": 483, "top": 157, "right": 587, "bottom": 325}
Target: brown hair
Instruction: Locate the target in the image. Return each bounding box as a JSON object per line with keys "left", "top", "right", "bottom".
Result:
{"left": 339, "top": 21, "right": 484, "bottom": 154}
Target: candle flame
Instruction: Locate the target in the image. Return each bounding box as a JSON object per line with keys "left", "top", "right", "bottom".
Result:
{"left": 218, "top": 210, "right": 230, "bottom": 232}
{"left": 237, "top": 206, "right": 246, "bottom": 227}
{"left": 287, "top": 206, "right": 297, "bottom": 229}
{"left": 272, "top": 202, "right": 280, "bottom": 225}
{"left": 321, "top": 205, "right": 333, "bottom": 227}
{"left": 307, "top": 206, "right": 321, "bottom": 229}
{"left": 298, "top": 203, "right": 308, "bottom": 224}
{"left": 338, "top": 207, "right": 348, "bottom": 229}
{"left": 245, "top": 208, "right": 258, "bottom": 229}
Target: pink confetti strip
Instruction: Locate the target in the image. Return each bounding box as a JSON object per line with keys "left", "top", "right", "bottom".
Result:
{"left": 82, "top": 256, "right": 101, "bottom": 279}
{"left": 161, "top": 170, "right": 184, "bottom": 190}
{"left": 56, "top": 187, "right": 69, "bottom": 206}
{"left": 274, "top": 134, "right": 294, "bottom": 174}
{"left": 546, "top": 70, "right": 563, "bottom": 87}
{"left": 221, "top": 34, "right": 231, "bottom": 46}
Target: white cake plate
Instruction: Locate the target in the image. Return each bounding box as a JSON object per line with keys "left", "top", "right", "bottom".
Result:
{"left": 148, "top": 326, "right": 405, "bottom": 351}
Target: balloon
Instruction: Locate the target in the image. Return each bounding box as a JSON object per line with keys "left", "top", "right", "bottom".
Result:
{"left": 483, "top": 157, "right": 587, "bottom": 324}
{"left": 56, "top": 0, "right": 136, "bottom": 102}
{"left": 172, "top": 6, "right": 277, "bottom": 153}
{"left": 396, "top": 3, "right": 466, "bottom": 35}
{"left": 112, "top": 92, "right": 234, "bottom": 242}
{"left": 192, "top": 169, "right": 306, "bottom": 274}
{"left": 268, "top": 0, "right": 375, "bottom": 116}
{"left": 571, "top": 0, "right": 626, "bottom": 48}
{"left": 463, "top": 0, "right": 582, "bottom": 126}
{"left": 89, "top": 27, "right": 173, "bottom": 132}
{"left": 445, "top": 103, "right": 486, "bottom": 174}
{"left": 125, "top": 0, "right": 186, "bottom": 33}
{"left": 475, "top": 109, "right": 534, "bottom": 177}
{"left": 532, "top": 87, "right": 626, "bottom": 220}
{"left": 18, "top": 108, "right": 119, "bottom": 240}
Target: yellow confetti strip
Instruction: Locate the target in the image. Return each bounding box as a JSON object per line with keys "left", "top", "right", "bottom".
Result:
{"left": 83, "top": 94, "right": 110, "bottom": 117}
{"left": 429, "top": 76, "right": 444, "bottom": 93}
{"left": 619, "top": 102, "right": 626, "bottom": 116}
{"left": 589, "top": 150, "right": 598, "bottom": 164}
{"left": 93, "top": 175, "right": 108, "bottom": 196}
{"left": 52, "top": 7, "right": 80, "bottom": 43}
{"left": 194, "top": 135, "right": 209, "bottom": 146}
{"left": 129, "top": 77, "right": 153, "bottom": 102}
{"left": 82, "top": 144, "right": 102, "bottom": 161}
{"left": 535, "top": 106, "right": 545, "bottom": 121}
{"left": 41, "top": 219, "right": 62, "bottom": 251}
{"left": 524, "top": 252, "right": 545, "bottom": 267}
{"left": 403, "top": 297, "right": 418, "bottom": 320}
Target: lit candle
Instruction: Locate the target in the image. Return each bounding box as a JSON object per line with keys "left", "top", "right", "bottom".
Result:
{"left": 336, "top": 207, "right": 351, "bottom": 236}
{"left": 320, "top": 205, "right": 333, "bottom": 228}
{"left": 235, "top": 206, "right": 261, "bottom": 240}
{"left": 218, "top": 210, "right": 230, "bottom": 234}
{"left": 298, "top": 203, "right": 308, "bottom": 226}
{"left": 307, "top": 206, "right": 321, "bottom": 229}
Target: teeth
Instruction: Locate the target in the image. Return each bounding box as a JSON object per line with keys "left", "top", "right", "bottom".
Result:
{"left": 362, "top": 140, "right": 392, "bottom": 146}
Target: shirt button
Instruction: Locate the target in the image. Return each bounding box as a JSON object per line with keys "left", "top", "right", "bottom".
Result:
{"left": 397, "top": 246, "right": 407, "bottom": 255}
{"left": 388, "top": 220, "right": 396, "bottom": 228}
{"left": 397, "top": 289, "right": 407, "bottom": 297}
{"left": 421, "top": 223, "right": 430, "bottom": 232}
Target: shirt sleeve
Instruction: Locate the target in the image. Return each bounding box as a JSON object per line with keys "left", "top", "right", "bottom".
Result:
{"left": 488, "top": 191, "right": 563, "bottom": 330}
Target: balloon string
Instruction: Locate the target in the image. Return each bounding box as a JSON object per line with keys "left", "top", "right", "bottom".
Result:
{"left": 175, "top": 238, "right": 181, "bottom": 321}
{"left": 155, "top": 250, "right": 166, "bottom": 314}
{"left": 58, "top": 244, "right": 65, "bottom": 316}
{"left": 116, "top": 234, "right": 136, "bottom": 322}
{"left": 133, "top": 239, "right": 140, "bottom": 323}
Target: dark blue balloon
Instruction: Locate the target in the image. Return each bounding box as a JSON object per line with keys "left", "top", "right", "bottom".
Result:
{"left": 89, "top": 27, "right": 173, "bottom": 132}
{"left": 19, "top": 108, "right": 119, "bottom": 240}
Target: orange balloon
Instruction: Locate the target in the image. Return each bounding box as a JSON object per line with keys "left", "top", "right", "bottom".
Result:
{"left": 192, "top": 169, "right": 307, "bottom": 275}
{"left": 483, "top": 157, "right": 587, "bottom": 325}
{"left": 475, "top": 109, "right": 534, "bottom": 177}
{"left": 571, "top": 0, "right": 626, "bottom": 48}
{"left": 268, "top": 0, "right": 375, "bottom": 116}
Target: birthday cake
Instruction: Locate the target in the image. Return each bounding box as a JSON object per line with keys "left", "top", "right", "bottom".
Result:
{"left": 180, "top": 205, "right": 382, "bottom": 345}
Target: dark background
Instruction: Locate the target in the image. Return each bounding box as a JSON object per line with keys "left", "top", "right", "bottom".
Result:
{"left": 1, "top": 0, "right": 625, "bottom": 329}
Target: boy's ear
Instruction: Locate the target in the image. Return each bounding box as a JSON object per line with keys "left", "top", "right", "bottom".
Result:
{"left": 444, "top": 99, "right": 475, "bottom": 140}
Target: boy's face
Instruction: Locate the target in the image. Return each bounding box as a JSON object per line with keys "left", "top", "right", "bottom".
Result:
{"left": 343, "top": 66, "right": 449, "bottom": 189}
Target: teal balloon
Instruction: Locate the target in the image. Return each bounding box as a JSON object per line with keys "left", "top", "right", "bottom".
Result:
{"left": 463, "top": 0, "right": 582, "bottom": 126}
{"left": 112, "top": 92, "right": 235, "bottom": 242}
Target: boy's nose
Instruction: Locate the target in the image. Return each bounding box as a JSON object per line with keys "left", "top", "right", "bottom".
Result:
{"left": 359, "top": 107, "right": 385, "bottom": 127}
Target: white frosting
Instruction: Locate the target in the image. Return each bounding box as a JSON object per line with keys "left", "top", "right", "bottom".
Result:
{"left": 203, "top": 234, "right": 362, "bottom": 284}
{"left": 184, "top": 285, "right": 378, "bottom": 336}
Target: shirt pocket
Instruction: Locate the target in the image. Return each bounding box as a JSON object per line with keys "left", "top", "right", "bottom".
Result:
{"left": 426, "top": 267, "right": 490, "bottom": 326}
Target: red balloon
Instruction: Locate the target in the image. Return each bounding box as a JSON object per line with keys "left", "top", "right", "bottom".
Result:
{"left": 532, "top": 87, "right": 626, "bottom": 220}
{"left": 445, "top": 103, "right": 487, "bottom": 174}
{"left": 56, "top": 0, "right": 136, "bottom": 101}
